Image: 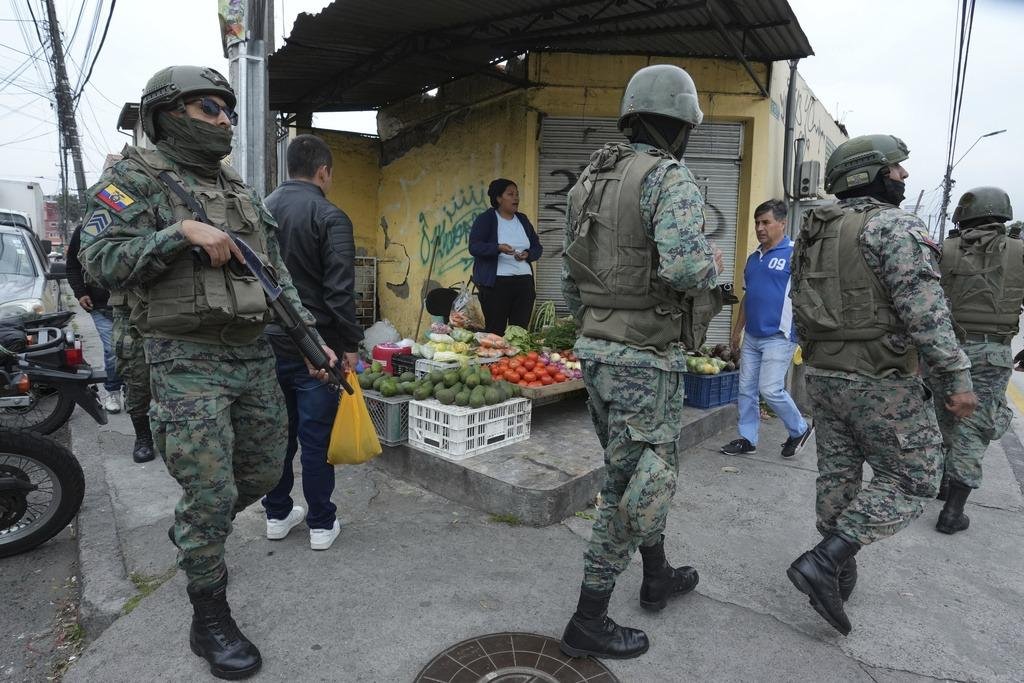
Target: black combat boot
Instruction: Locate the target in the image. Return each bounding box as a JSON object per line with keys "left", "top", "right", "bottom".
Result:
{"left": 638, "top": 536, "right": 699, "bottom": 611}
{"left": 129, "top": 413, "right": 155, "bottom": 463}
{"left": 560, "top": 585, "right": 649, "bottom": 660}
{"left": 936, "top": 479, "right": 972, "bottom": 534}
{"left": 837, "top": 557, "right": 857, "bottom": 602}
{"left": 787, "top": 534, "right": 860, "bottom": 635}
{"left": 187, "top": 576, "right": 261, "bottom": 680}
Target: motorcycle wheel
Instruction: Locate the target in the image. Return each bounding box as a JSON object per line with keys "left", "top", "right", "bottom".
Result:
{"left": 0, "top": 382, "right": 76, "bottom": 434}
{"left": 0, "top": 430, "right": 84, "bottom": 558}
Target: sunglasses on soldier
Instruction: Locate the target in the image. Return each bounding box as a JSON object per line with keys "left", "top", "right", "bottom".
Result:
{"left": 185, "top": 97, "right": 238, "bottom": 125}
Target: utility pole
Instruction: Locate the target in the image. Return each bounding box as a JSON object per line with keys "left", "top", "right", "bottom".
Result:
{"left": 43, "top": 0, "right": 88, "bottom": 216}
{"left": 911, "top": 188, "right": 925, "bottom": 215}
{"left": 226, "top": 0, "right": 272, "bottom": 195}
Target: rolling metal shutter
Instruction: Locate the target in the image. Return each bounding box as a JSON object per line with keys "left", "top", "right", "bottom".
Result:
{"left": 536, "top": 117, "right": 743, "bottom": 345}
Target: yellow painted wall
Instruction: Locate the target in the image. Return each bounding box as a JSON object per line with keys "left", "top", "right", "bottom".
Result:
{"left": 374, "top": 94, "right": 534, "bottom": 337}
{"left": 306, "top": 128, "right": 381, "bottom": 255}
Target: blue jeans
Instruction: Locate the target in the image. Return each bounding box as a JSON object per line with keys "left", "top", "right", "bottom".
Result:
{"left": 738, "top": 333, "right": 807, "bottom": 446}
{"left": 90, "top": 309, "right": 122, "bottom": 392}
{"left": 261, "top": 355, "right": 340, "bottom": 530}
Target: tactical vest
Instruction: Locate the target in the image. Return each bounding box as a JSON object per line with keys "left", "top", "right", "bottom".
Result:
{"left": 940, "top": 223, "right": 1024, "bottom": 339}
{"left": 120, "top": 146, "right": 271, "bottom": 346}
{"left": 565, "top": 143, "right": 692, "bottom": 351}
{"left": 791, "top": 199, "right": 917, "bottom": 377}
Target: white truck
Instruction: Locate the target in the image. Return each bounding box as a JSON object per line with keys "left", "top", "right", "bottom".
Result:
{"left": 0, "top": 178, "right": 46, "bottom": 242}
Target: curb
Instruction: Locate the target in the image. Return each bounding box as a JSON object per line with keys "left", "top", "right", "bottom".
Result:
{"left": 69, "top": 312, "right": 137, "bottom": 640}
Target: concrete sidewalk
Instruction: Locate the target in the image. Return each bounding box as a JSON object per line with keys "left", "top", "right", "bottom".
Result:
{"left": 65, "top": 310, "right": 1024, "bottom": 682}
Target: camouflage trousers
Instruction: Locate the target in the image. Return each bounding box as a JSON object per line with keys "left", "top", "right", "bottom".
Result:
{"left": 112, "top": 307, "right": 150, "bottom": 417}
{"left": 150, "top": 354, "right": 287, "bottom": 590}
{"left": 581, "top": 361, "right": 684, "bottom": 592}
{"left": 930, "top": 342, "right": 1013, "bottom": 488}
{"left": 806, "top": 374, "right": 942, "bottom": 546}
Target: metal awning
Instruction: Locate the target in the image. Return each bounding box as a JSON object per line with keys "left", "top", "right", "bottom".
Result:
{"left": 268, "top": 0, "right": 813, "bottom": 113}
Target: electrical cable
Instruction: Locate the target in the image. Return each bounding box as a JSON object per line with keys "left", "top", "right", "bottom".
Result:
{"left": 73, "top": 0, "right": 114, "bottom": 101}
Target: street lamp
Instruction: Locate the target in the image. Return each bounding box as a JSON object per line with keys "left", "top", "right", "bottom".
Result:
{"left": 938, "top": 129, "right": 1008, "bottom": 238}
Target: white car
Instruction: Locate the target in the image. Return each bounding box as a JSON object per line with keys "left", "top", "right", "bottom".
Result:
{"left": 0, "top": 223, "right": 64, "bottom": 320}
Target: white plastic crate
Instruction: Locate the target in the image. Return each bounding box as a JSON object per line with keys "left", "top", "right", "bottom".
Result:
{"left": 414, "top": 358, "right": 465, "bottom": 378}
{"left": 362, "top": 390, "right": 411, "bottom": 446}
{"left": 407, "top": 397, "right": 531, "bottom": 461}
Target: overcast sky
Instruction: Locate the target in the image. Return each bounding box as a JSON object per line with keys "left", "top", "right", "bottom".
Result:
{"left": 1, "top": 0, "right": 1020, "bottom": 235}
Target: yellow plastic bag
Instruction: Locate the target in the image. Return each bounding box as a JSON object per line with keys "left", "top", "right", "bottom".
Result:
{"left": 327, "top": 372, "right": 382, "bottom": 465}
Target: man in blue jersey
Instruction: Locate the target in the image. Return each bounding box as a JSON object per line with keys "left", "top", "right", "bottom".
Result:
{"left": 721, "top": 199, "right": 811, "bottom": 458}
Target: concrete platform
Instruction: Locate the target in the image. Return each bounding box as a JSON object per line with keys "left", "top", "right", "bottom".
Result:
{"left": 375, "top": 396, "right": 737, "bottom": 526}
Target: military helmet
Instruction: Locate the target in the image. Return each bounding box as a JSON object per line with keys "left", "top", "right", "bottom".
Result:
{"left": 618, "top": 64, "right": 703, "bottom": 131}
{"left": 824, "top": 134, "right": 909, "bottom": 194}
{"left": 952, "top": 186, "right": 1013, "bottom": 224}
{"left": 140, "top": 66, "right": 235, "bottom": 140}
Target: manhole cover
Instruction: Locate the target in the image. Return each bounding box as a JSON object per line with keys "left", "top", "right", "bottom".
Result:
{"left": 414, "top": 632, "right": 619, "bottom": 683}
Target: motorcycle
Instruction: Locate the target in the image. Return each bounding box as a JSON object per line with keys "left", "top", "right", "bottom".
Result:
{"left": 0, "top": 429, "right": 84, "bottom": 558}
{"left": 0, "top": 311, "right": 108, "bottom": 434}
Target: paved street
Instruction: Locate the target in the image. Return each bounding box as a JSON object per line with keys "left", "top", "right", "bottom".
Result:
{"left": 50, "top": 307, "right": 1024, "bottom": 683}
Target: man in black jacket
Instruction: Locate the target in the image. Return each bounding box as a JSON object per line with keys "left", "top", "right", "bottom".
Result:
{"left": 261, "top": 134, "right": 364, "bottom": 551}
{"left": 66, "top": 225, "right": 124, "bottom": 415}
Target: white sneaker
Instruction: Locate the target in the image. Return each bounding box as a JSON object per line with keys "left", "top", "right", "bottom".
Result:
{"left": 266, "top": 505, "right": 306, "bottom": 540}
{"left": 103, "top": 388, "right": 122, "bottom": 414}
{"left": 309, "top": 519, "right": 341, "bottom": 551}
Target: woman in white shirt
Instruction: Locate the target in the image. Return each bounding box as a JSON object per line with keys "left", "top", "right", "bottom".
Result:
{"left": 468, "top": 178, "right": 544, "bottom": 334}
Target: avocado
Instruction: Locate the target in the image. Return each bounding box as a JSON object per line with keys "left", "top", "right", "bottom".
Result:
{"left": 454, "top": 390, "right": 470, "bottom": 406}
{"left": 380, "top": 380, "right": 398, "bottom": 397}
{"left": 399, "top": 371, "right": 416, "bottom": 383}
{"left": 469, "top": 392, "right": 487, "bottom": 408}
{"left": 429, "top": 370, "right": 444, "bottom": 384}
{"left": 372, "top": 375, "right": 387, "bottom": 391}
{"left": 443, "top": 371, "right": 459, "bottom": 387}
{"left": 484, "top": 387, "right": 501, "bottom": 405}
{"left": 370, "top": 361, "right": 383, "bottom": 374}
{"left": 436, "top": 388, "right": 456, "bottom": 405}
{"left": 464, "top": 374, "right": 480, "bottom": 389}
{"left": 413, "top": 384, "right": 432, "bottom": 401}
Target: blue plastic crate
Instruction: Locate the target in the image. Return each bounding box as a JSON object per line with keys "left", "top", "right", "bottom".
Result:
{"left": 683, "top": 371, "right": 739, "bottom": 408}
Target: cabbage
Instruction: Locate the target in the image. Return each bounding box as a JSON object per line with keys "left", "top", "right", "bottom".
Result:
{"left": 503, "top": 325, "right": 536, "bottom": 351}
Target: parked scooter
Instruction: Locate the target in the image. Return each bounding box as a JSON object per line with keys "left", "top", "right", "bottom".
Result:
{"left": 0, "top": 311, "right": 108, "bottom": 433}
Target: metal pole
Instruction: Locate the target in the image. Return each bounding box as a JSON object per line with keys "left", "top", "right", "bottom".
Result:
{"left": 228, "top": 0, "right": 270, "bottom": 195}
{"left": 43, "top": 0, "right": 87, "bottom": 218}
{"left": 911, "top": 188, "right": 925, "bottom": 215}
{"left": 938, "top": 129, "right": 1006, "bottom": 240}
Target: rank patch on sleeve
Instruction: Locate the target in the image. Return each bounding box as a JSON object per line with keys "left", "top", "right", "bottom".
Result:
{"left": 95, "top": 183, "right": 135, "bottom": 212}
{"left": 82, "top": 209, "right": 112, "bottom": 237}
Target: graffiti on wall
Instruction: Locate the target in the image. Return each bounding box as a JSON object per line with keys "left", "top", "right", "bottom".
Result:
{"left": 772, "top": 77, "right": 843, "bottom": 161}
{"left": 418, "top": 184, "right": 488, "bottom": 279}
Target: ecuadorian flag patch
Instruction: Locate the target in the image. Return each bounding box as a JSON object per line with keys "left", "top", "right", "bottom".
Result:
{"left": 82, "top": 209, "right": 112, "bottom": 237}
{"left": 96, "top": 183, "right": 135, "bottom": 212}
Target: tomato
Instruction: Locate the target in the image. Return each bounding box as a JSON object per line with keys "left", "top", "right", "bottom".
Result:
{"left": 526, "top": 351, "right": 539, "bottom": 361}
{"left": 554, "top": 373, "right": 567, "bottom": 382}
{"left": 509, "top": 359, "right": 521, "bottom": 370}
{"left": 523, "top": 371, "right": 537, "bottom": 382}
{"left": 503, "top": 370, "right": 518, "bottom": 382}
{"left": 518, "top": 380, "right": 528, "bottom": 386}
{"left": 528, "top": 381, "right": 543, "bottom": 387}
{"left": 540, "top": 375, "right": 554, "bottom": 385}
{"left": 523, "top": 359, "right": 536, "bottom": 370}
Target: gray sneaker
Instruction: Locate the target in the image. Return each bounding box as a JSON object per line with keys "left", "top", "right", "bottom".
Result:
{"left": 721, "top": 438, "right": 756, "bottom": 455}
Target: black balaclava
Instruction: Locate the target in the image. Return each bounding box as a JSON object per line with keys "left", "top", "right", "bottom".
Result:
{"left": 836, "top": 168, "right": 906, "bottom": 206}
{"left": 154, "top": 106, "right": 233, "bottom": 178}
{"left": 626, "top": 113, "right": 692, "bottom": 159}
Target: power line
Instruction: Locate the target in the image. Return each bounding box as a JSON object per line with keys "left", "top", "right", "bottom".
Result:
{"left": 72, "top": 0, "right": 114, "bottom": 100}
{"left": 0, "top": 126, "right": 55, "bottom": 146}
{"left": 937, "top": 0, "right": 977, "bottom": 237}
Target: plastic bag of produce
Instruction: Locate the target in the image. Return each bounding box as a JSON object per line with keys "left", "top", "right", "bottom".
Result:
{"left": 450, "top": 282, "right": 486, "bottom": 330}
{"left": 327, "top": 371, "right": 382, "bottom": 465}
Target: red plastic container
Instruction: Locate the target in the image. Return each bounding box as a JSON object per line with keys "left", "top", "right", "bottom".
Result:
{"left": 372, "top": 343, "right": 412, "bottom": 375}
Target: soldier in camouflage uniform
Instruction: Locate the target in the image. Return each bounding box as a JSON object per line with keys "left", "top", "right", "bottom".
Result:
{"left": 109, "top": 292, "right": 154, "bottom": 462}
{"left": 79, "top": 66, "right": 331, "bottom": 680}
{"left": 559, "top": 64, "right": 721, "bottom": 660}
{"left": 929, "top": 187, "right": 1020, "bottom": 535}
{"left": 788, "top": 135, "right": 978, "bottom": 636}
